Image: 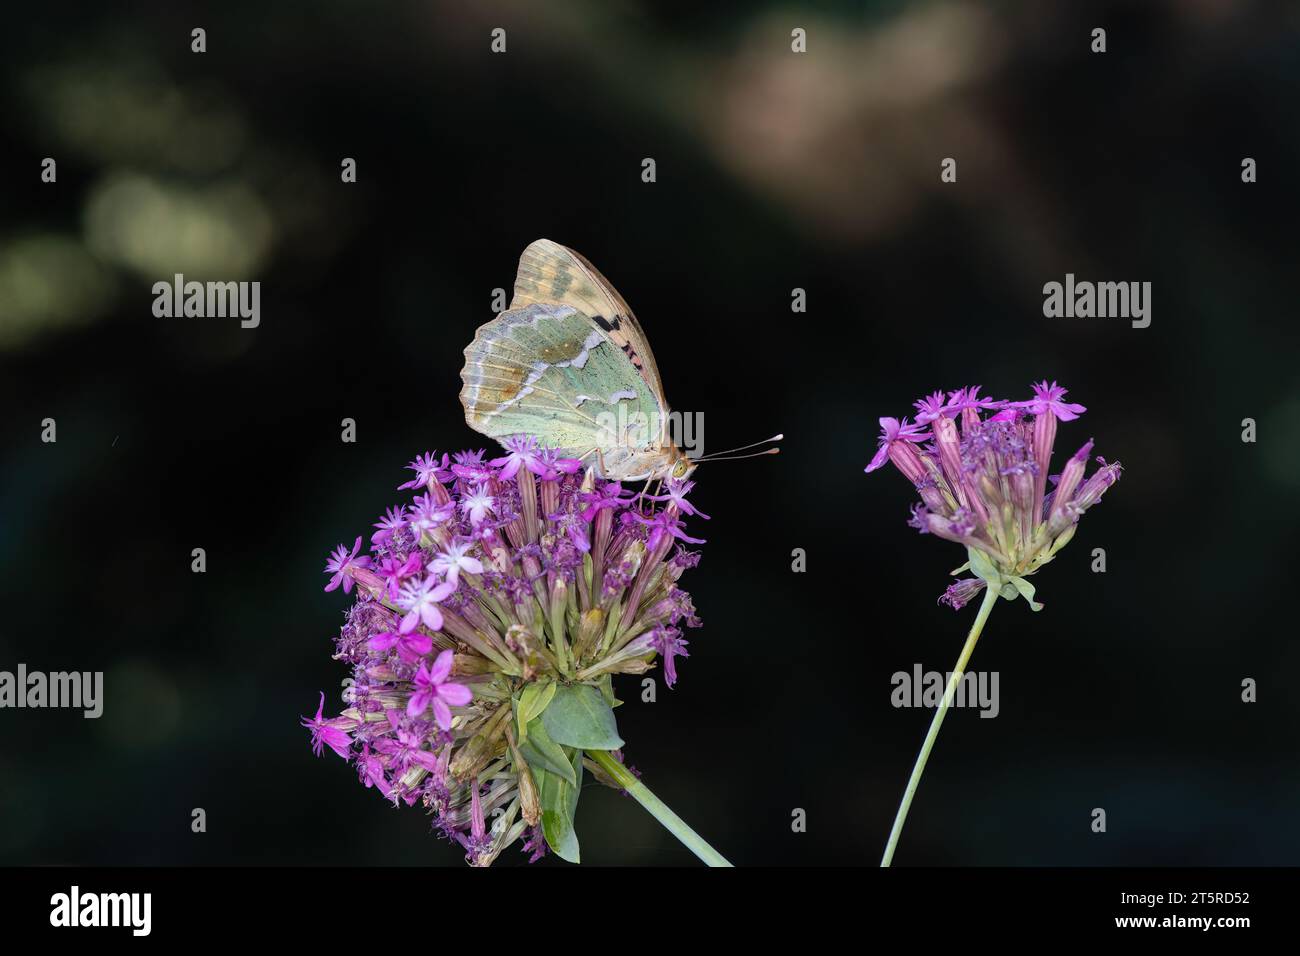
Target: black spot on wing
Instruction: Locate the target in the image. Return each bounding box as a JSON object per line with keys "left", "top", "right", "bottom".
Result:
{"left": 591, "top": 314, "right": 645, "bottom": 370}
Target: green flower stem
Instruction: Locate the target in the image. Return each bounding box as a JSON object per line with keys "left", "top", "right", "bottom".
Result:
{"left": 880, "top": 583, "right": 1000, "bottom": 867}
{"left": 587, "top": 748, "right": 733, "bottom": 867}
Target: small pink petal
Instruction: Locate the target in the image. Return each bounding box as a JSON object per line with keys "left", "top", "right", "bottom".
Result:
{"left": 405, "top": 633, "right": 433, "bottom": 655}
{"left": 439, "top": 682, "right": 473, "bottom": 707}
{"left": 428, "top": 649, "right": 454, "bottom": 683}
{"left": 865, "top": 444, "right": 890, "bottom": 473}
{"left": 407, "top": 690, "right": 429, "bottom": 718}
{"left": 432, "top": 698, "right": 453, "bottom": 730}
{"left": 369, "top": 632, "right": 400, "bottom": 651}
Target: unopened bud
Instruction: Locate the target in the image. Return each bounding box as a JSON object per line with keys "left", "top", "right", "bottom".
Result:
{"left": 573, "top": 607, "right": 604, "bottom": 661}
{"left": 624, "top": 540, "right": 646, "bottom": 578}
{"left": 508, "top": 729, "right": 543, "bottom": 826}
{"left": 452, "top": 653, "right": 494, "bottom": 677}
{"left": 450, "top": 706, "right": 510, "bottom": 779}
{"left": 449, "top": 733, "right": 492, "bottom": 780}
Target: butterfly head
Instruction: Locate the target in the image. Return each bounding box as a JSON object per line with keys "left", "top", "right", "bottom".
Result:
{"left": 667, "top": 445, "right": 697, "bottom": 481}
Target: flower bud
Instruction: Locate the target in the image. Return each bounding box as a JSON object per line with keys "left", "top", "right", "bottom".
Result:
{"left": 508, "top": 731, "right": 543, "bottom": 827}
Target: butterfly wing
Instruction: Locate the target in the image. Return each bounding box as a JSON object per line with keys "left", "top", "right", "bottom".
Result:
{"left": 461, "top": 240, "right": 684, "bottom": 479}
{"left": 510, "top": 239, "right": 666, "bottom": 411}
{"left": 460, "top": 301, "right": 666, "bottom": 472}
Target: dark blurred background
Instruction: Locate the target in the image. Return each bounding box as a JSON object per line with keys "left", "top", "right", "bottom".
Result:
{"left": 1, "top": 0, "right": 1298, "bottom": 866}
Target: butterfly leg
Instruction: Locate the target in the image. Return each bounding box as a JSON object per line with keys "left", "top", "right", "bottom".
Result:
{"left": 637, "top": 475, "right": 656, "bottom": 514}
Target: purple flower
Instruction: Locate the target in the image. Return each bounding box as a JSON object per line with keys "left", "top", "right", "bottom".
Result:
{"left": 374, "top": 722, "right": 443, "bottom": 773}
{"left": 356, "top": 744, "right": 390, "bottom": 795}
{"left": 456, "top": 783, "right": 493, "bottom": 865}
{"left": 396, "top": 576, "right": 456, "bottom": 633}
{"left": 1024, "top": 380, "right": 1087, "bottom": 421}
{"left": 650, "top": 628, "right": 690, "bottom": 689}
{"left": 407, "top": 650, "right": 473, "bottom": 729}
{"left": 913, "top": 390, "right": 950, "bottom": 424}
{"left": 865, "top": 382, "right": 1121, "bottom": 608}
{"left": 548, "top": 508, "right": 592, "bottom": 553}
{"left": 450, "top": 449, "right": 497, "bottom": 484}
{"left": 427, "top": 539, "right": 484, "bottom": 586}
{"left": 409, "top": 493, "right": 455, "bottom": 538}
{"left": 939, "top": 577, "right": 987, "bottom": 610}
{"left": 580, "top": 480, "right": 632, "bottom": 522}
{"left": 378, "top": 553, "right": 423, "bottom": 600}
{"left": 369, "top": 629, "right": 434, "bottom": 663}
{"left": 371, "top": 505, "right": 408, "bottom": 547}
{"left": 459, "top": 485, "right": 495, "bottom": 526}
{"left": 642, "top": 479, "right": 710, "bottom": 519}
{"left": 864, "top": 417, "right": 929, "bottom": 474}
{"left": 946, "top": 385, "right": 1003, "bottom": 416}
{"left": 399, "top": 452, "right": 450, "bottom": 491}
{"left": 313, "top": 438, "right": 708, "bottom": 866}
{"left": 534, "top": 447, "right": 583, "bottom": 481}
{"left": 324, "top": 536, "right": 372, "bottom": 593}
{"left": 634, "top": 508, "right": 706, "bottom": 552}
{"left": 302, "top": 692, "right": 352, "bottom": 759}
{"left": 522, "top": 825, "right": 548, "bottom": 863}
{"left": 453, "top": 449, "right": 488, "bottom": 467}
{"left": 489, "top": 434, "right": 542, "bottom": 480}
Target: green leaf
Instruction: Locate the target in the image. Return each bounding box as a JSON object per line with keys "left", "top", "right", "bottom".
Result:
{"left": 542, "top": 683, "right": 625, "bottom": 750}
{"left": 597, "top": 673, "right": 623, "bottom": 709}
{"left": 1048, "top": 523, "right": 1077, "bottom": 556}
{"left": 536, "top": 748, "right": 583, "bottom": 863}
{"left": 515, "top": 679, "right": 557, "bottom": 741}
{"left": 519, "top": 717, "right": 577, "bottom": 785}
{"left": 1006, "top": 575, "right": 1044, "bottom": 611}
{"left": 966, "top": 546, "right": 1002, "bottom": 587}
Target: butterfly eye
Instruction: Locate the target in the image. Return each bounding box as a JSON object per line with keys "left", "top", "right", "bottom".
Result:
{"left": 672, "top": 460, "right": 688, "bottom": 478}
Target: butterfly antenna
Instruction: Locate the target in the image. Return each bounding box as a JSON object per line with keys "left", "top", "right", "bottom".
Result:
{"left": 693, "top": 448, "right": 781, "bottom": 464}
{"left": 696, "top": 433, "right": 783, "bottom": 461}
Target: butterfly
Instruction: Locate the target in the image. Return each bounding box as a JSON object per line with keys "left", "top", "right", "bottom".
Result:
{"left": 461, "top": 240, "right": 777, "bottom": 482}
